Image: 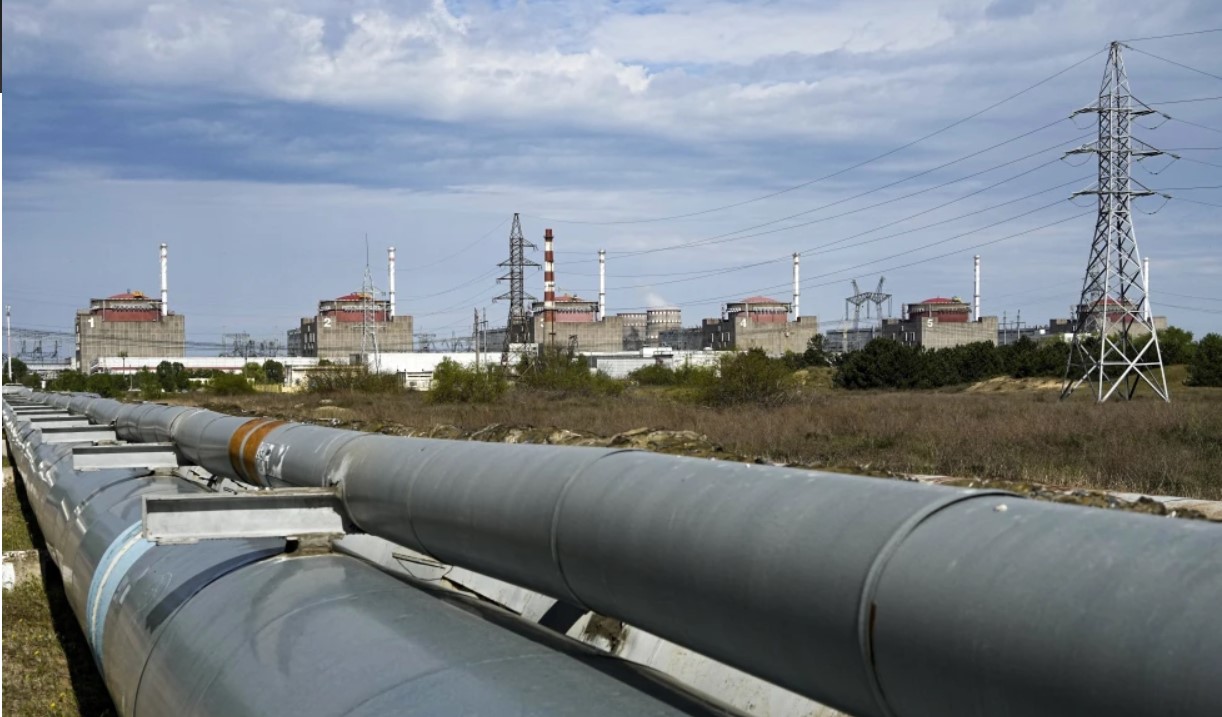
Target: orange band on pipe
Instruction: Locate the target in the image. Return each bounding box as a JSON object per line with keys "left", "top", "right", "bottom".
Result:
{"left": 241, "top": 420, "right": 286, "bottom": 487}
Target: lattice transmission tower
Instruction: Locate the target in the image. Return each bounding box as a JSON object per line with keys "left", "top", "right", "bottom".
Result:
{"left": 495, "top": 213, "right": 539, "bottom": 366}
{"left": 359, "top": 236, "right": 382, "bottom": 373}
{"left": 1062, "top": 42, "right": 1168, "bottom": 403}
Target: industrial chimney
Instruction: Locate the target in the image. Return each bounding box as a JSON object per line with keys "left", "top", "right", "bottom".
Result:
{"left": 792, "top": 253, "right": 801, "bottom": 321}
{"left": 544, "top": 229, "right": 556, "bottom": 346}
{"left": 388, "top": 246, "right": 397, "bottom": 318}
{"left": 973, "top": 255, "right": 981, "bottom": 323}
{"left": 160, "top": 243, "right": 169, "bottom": 317}
{"left": 598, "top": 249, "right": 606, "bottom": 321}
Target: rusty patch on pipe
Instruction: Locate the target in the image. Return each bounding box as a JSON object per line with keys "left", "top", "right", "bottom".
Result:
{"left": 227, "top": 419, "right": 281, "bottom": 485}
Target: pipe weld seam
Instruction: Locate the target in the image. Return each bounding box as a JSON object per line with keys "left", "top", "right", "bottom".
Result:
{"left": 546, "top": 448, "right": 642, "bottom": 610}
{"left": 855, "top": 489, "right": 1015, "bottom": 717}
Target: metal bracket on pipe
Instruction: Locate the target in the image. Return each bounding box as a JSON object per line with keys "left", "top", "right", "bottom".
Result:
{"left": 37, "top": 426, "right": 118, "bottom": 444}
{"left": 73, "top": 443, "right": 180, "bottom": 471}
{"left": 142, "top": 488, "right": 348, "bottom": 545}
{"left": 27, "top": 415, "right": 91, "bottom": 428}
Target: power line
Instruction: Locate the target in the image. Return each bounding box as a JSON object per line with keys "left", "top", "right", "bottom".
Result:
{"left": 1148, "top": 95, "right": 1222, "bottom": 105}
{"left": 1176, "top": 197, "right": 1222, "bottom": 209}
{"left": 1125, "top": 45, "right": 1222, "bottom": 84}
{"left": 1170, "top": 116, "right": 1222, "bottom": 136}
{"left": 529, "top": 48, "right": 1106, "bottom": 226}
{"left": 609, "top": 209, "right": 1089, "bottom": 313}
{"left": 605, "top": 177, "right": 1088, "bottom": 293}
{"left": 413, "top": 216, "right": 510, "bottom": 271}
{"left": 599, "top": 122, "right": 1084, "bottom": 260}
{"left": 1121, "top": 28, "right": 1222, "bottom": 43}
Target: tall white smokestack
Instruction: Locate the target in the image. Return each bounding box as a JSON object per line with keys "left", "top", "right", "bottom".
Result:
{"left": 388, "top": 246, "right": 397, "bottom": 318}
{"left": 544, "top": 229, "right": 556, "bottom": 346}
{"left": 792, "top": 253, "right": 801, "bottom": 320}
{"left": 598, "top": 249, "right": 606, "bottom": 321}
{"left": 160, "top": 243, "right": 169, "bottom": 317}
{"left": 1143, "top": 256, "right": 1151, "bottom": 320}
{"left": 973, "top": 254, "right": 981, "bottom": 322}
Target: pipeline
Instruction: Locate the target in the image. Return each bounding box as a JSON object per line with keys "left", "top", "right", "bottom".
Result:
{"left": 1, "top": 392, "right": 743, "bottom": 717}
{"left": 16, "top": 391, "right": 1222, "bottom": 717}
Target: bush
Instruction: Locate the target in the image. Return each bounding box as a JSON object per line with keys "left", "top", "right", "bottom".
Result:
{"left": 136, "top": 369, "right": 163, "bottom": 400}
{"left": 306, "top": 367, "right": 402, "bottom": 394}
{"left": 208, "top": 372, "right": 255, "bottom": 395}
{"left": 1159, "top": 326, "right": 1196, "bottom": 366}
{"left": 156, "top": 361, "right": 193, "bottom": 392}
{"left": 517, "top": 347, "right": 624, "bottom": 397}
{"left": 702, "top": 348, "right": 794, "bottom": 406}
{"left": 627, "top": 363, "right": 678, "bottom": 386}
{"left": 48, "top": 369, "right": 89, "bottom": 392}
{"left": 430, "top": 359, "right": 508, "bottom": 403}
{"left": 262, "top": 360, "right": 286, "bottom": 385}
{"left": 1187, "top": 333, "right": 1222, "bottom": 387}
{"left": 84, "top": 373, "right": 129, "bottom": 398}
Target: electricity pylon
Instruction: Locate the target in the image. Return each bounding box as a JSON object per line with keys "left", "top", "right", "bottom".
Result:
{"left": 1062, "top": 42, "right": 1169, "bottom": 403}
{"left": 495, "top": 213, "right": 539, "bottom": 366}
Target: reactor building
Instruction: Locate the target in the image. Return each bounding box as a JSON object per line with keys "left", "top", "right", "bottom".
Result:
{"left": 287, "top": 248, "right": 413, "bottom": 361}
{"left": 879, "top": 296, "right": 999, "bottom": 349}
{"left": 288, "top": 291, "right": 413, "bottom": 361}
{"left": 74, "top": 244, "right": 185, "bottom": 371}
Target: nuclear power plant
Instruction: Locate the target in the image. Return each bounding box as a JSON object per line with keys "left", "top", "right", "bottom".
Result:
{"left": 74, "top": 243, "right": 186, "bottom": 371}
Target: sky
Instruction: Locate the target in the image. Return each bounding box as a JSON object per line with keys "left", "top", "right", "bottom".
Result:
{"left": 3, "top": 0, "right": 1221, "bottom": 357}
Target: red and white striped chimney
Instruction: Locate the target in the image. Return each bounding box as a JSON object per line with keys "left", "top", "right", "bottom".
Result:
{"left": 544, "top": 228, "right": 556, "bottom": 346}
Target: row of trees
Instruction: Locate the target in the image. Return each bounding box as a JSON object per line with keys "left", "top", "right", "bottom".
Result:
{"left": 40, "top": 360, "right": 289, "bottom": 398}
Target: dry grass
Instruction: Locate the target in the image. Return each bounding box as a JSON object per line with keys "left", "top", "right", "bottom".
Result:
{"left": 175, "top": 374, "right": 1222, "bottom": 501}
{"left": 2, "top": 459, "right": 116, "bottom": 717}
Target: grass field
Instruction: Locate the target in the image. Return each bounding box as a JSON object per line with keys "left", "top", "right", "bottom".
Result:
{"left": 180, "top": 368, "right": 1222, "bottom": 501}
{"left": 2, "top": 447, "right": 116, "bottom": 717}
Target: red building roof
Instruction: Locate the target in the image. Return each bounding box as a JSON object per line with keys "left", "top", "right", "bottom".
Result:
{"left": 740, "top": 296, "right": 783, "bottom": 304}
{"left": 107, "top": 291, "right": 149, "bottom": 300}
{"left": 919, "top": 297, "right": 959, "bottom": 304}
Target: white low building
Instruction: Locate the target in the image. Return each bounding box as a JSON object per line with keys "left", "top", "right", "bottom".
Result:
{"left": 92, "top": 356, "right": 319, "bottom": 384}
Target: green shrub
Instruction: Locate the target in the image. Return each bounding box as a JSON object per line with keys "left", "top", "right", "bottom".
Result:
{"left": 306, "top": 367, "right": 402, "bottom": 394}
{"left": 1187, "top": 333, "right": 1222, "bottom": 387}
{"left": 208, "top": 372, "right": 255, "bottom": 396}
{"left": 430, "top": 359, "right": 508, "bottom": 403}
{"left": 518, "top": 347, "right": 624, "bottom": 397}
{"left": 702, "top": 348, "right": 794, "bottom": 406}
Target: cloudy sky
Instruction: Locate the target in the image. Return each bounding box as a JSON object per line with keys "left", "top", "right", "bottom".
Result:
{"left": 3, "top": 0, "right": 1221, "bottom": 355}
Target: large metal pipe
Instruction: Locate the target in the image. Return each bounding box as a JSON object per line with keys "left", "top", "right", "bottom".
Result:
{"left": 387, "top": 246, "right": 396, "bottom": 317}
{"left": 70, "top": 395, "right": 1222, "bottom": 717}
{"left": 159, "top": 243, "right": 169, "bottom": 317}
{"left": 1, "top": 396, "right": 744, "bottom": 717}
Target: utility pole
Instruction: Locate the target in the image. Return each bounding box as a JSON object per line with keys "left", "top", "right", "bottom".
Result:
{"left": 494, "top": 213, "right": 539, "bottom": 366}
{"left": 474, "top": 308, "right": 480, "bottom": 371}
{"left": 1062, "top": 42, "right": 1168, "bottom": 402}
